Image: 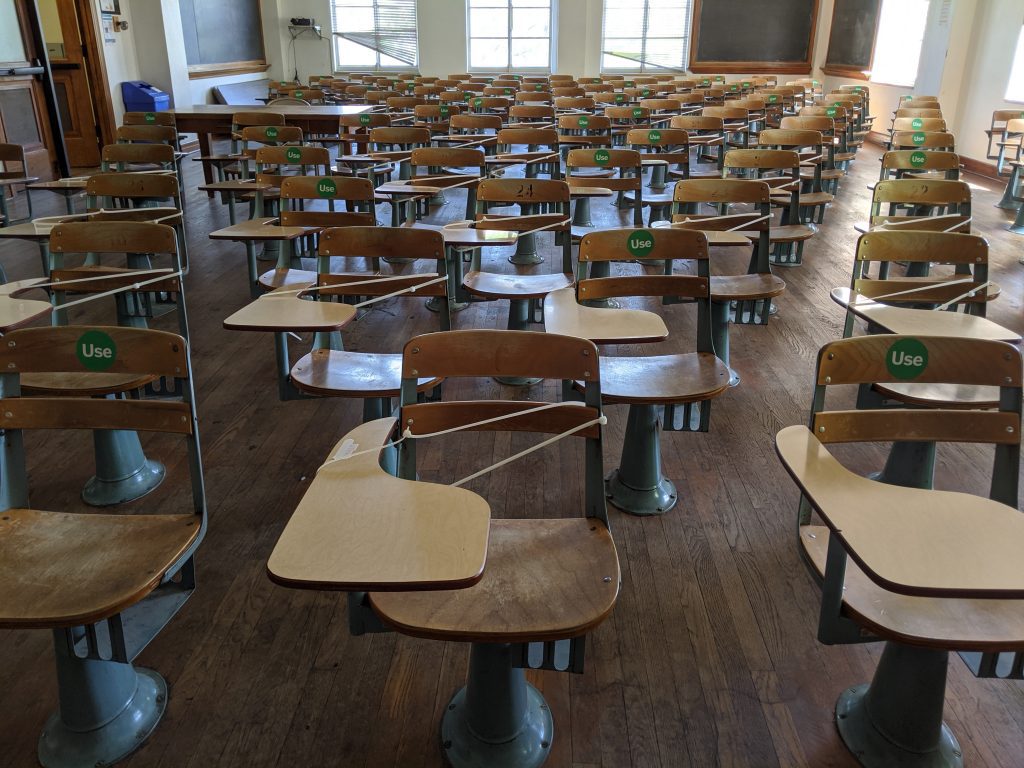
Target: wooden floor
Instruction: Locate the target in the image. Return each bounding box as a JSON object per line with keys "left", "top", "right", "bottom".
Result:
{"left": 1, "top": 142, "right": 1023, "bottom": 768}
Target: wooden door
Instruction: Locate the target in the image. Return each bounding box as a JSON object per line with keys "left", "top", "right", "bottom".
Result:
{"left": 43, "top": 0, "right": 99, "bottom": 167}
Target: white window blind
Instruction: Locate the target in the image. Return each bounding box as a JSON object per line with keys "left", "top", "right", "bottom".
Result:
{"left": 331, "top": 0, "right": 418, "bottom": 70}
{"left": 601, "top": 0, "right": 692, "bottom": 72}
{"left": 468, "top": 0, "right": 553, "bottom": 71}
{"left": 1006, "top": 25, "right": 1024, "bottom": 102}
{"left": 869, "top": 0, "right": 929, "bottom": 87}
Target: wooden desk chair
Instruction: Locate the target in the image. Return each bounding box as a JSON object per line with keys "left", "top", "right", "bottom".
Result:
{"left": 986, "top": 109, "right": 1024, "bottom": 173}
{"left": 284, "top": 227, "right": 449, "bottom": 417}
{"left": 333, "top": 112, "right": 392, "bottom": 165}
{"left": 893, "top": 107, "right": 943, "bottom": 124}
{"left": 552, "top": 87, "right": 586, "bottom": 99}
{"left": 122, "top": 110, "right": 176, "bottom": 128}
{"left": 280, "top": 329, "right": 617, "bottom": 767}
{"left": 779, "top": 114, "right": 844, "bottom": 177}
{"left": 44, "top": 221, "right": 188, "bottom": 506}
{"left": 759, "top": 90, "right": 794, "bottom": 124}
{"left": 583, "top": 82, "right": 615, "bottom": 94}
{"left": 409, "top": 146, "right": 487, "bottom": 221}
{"left": 757, "top": 128, "right": 834, "bottom": 224}
{"left": 669, "top": 115, "right": 726, "bottom": 175}
{"left": 366, "top": 125, "right": 431, "bottom": 183}
{"left": 468, "top": 96, "right": 511, "bottom": 118}
{"left": 892, "top": 117, "right": 947, "bottom": 134}
{"left": 671, "top": 179, "right": 785, "bottom": 374}
{"left": 800, "top": 105, "right": 856, "bottom": 166}
{"left": 625, "top": 127, "right": 690, "bottom": 224}
{"left": 413, "top": 103, "right": 461, "bottom": 135}
{"left": 604, "top": 105, "right": 650, "bottom": 146}
{"left": 566, "top": 148, "right": 643, "bottom": 232}
{"left": 414, "top": 85, "right": 444, "bottom": 100}
{"left": 553, "top": 95, "right": 594, "bottom": 111}
{"left": 194, "top": 111, "right": 286, "bottom": 180}
{"left": 507, "top": 104, "right": 555, "bottom": 128}
{"left": 557, "top": 113, "right": 611, "bottom": 154}
{"left": 0, "top": 324, "right": 206, "bottom": 768}
{"left": 438, "top": 113, "right": 503, "bottom": 153}
{"left": 114, "top": 124, "right": 177, "bottom": 147}
{"left": 515, "top": 90, "right": 553, "bottom": 106}
{"left": 703, "top": 106, "right": 752, "bottom": 149}
{"left": 483, "top": 85, "right": 518, "bottom": 98}
{"left": 998, "top": 118, "right": 1024, "bottom": 215}
{"left": 85, "top": 173, "right": 189, "bottom": 272}
{"left": 723, "top": 149, "right": 816, "bottom": 266}
{"left": 776, "top": 334, "right": 1023, "bottom": 768}
{"left": 860, "top": 178, "right": 972, "bottom": 239}
{"left": 386, "top": 96, "right": 427, "bottom": 114}
{"left": 462, "top": 178, "right": 573, "bottom": 345}
{"left": 486, "top": 127, "right": 560, "bottom": 184}
{"left": 545, "top": 227, "right": 730, "bottom": 515}
{"left": 257, "top": 175, "right": 377, "bottom": 292}
{"left": 842, "top": 230, "right": 993, "bottom": 338}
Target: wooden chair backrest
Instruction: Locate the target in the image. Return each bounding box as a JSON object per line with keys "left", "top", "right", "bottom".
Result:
{"left": 559, "top": 114, "right": 611, "bottom": 131}
{"left": 410, "top": 146, "right": 486, "bottom": 171}
{"left": 85, "top": 171, "right": 180, "bottom": 203}
{"left": 450, "top": 113, "right": 503, "bottom": 132}
{"left": 116, "top": 124, "right": 177, "bottom": 144}
{"left": 554, "top": 96, "right": 594, "bottom": 110}
{"left": 255, "top": 145, "right": 330, "bottom": 167}
{"left": 509, "top": 104, "right": 555, "bottom": 120}
{"left": 387, "top": 96, "right": 427, "bottom": 110}
{"left": 809, "top": 335, "right": 1021, "bottom": 456}
{"left": 873, "top": 178, "right": 971, "bottom": 206}
{"left": 0, "top": 326, "right": 195, "bottom": 437}
{"left": 780, "top": 116, "right": 835, "bottom": 134}
{"left": 495, "top": 127, "right": 558, "bottom": 148}
{"left": 892, "top": 117, "right": 946, "bottom": 132}
{"left": 102, "top": 143, "right": 175, "bottom": 167}
{"left": 339, "top": 113, "right": 391, "bottom": 130}
{"left": 123, "top": 111, "right": 176, "bottom": 127}
{"left": 232, "top": 111, "right": 285, "bottom": 128}
{"left": 240, "top": 125, "right": 303, "bottom": 145}
{"left": 604, "top": 106, "right": 649, "bottom": 121}
{"left": 670, "top": 115, "right": 724, "bottom": 132}
{"left": 894, "top": 108, "right": 943, "bottom": 119}
{"left": 758, "top": 128, "right": 824, "bottom": 151}
{"left": 553, "top": 88, "right": 586, "bottom": 99}
{"left": 318, "top": 226, "right": 444, "bottom": 275}
{"left": 724, "top": 148, "right": 799, "bottom": 171}
{"left": 880, "top": 150, "right": 959, "bottom": 173}
{"left": 891, "top": 131, "right": 955, "bottom": 151}
{"left": 566, "top": 148, "right": 642, "bottom": 192}
{"left": 477, "top": 177, "right": 570, "bottom": 207}
{"left": 279, "top": 177, "right": 375, "bottom": 228}
{"left": 369, "top": 126, "right": 431, "bottom": 145}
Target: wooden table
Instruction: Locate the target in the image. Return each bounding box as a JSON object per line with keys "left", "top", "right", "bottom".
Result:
{"left": 169, "top": 104, "right": 373, "bottom": 187}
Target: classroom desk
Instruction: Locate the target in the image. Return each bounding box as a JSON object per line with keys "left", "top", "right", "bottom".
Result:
{"left": 0, "top": 279, "right": 53, "bottom": 331}
{"left": 169, "top": 104, "right": 374, "bottom": 187}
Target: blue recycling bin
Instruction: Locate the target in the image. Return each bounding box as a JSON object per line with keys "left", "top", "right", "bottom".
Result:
{"left": 121, "top": 81, "right": 170, "bottom": 113}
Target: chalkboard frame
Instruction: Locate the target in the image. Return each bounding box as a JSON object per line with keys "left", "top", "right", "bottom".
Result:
{"left": 182, "top": 0, "right": 269, "bottom": 80}
{"left": 688, "top": 0, "right": 820, "bottom": 75}
{"left": 823, "top": 0, "right": 881, "bottom": 80}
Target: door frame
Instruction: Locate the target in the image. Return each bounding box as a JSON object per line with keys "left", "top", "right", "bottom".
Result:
{"left": 71, "top": 0, "right": 116, "bottom": 147}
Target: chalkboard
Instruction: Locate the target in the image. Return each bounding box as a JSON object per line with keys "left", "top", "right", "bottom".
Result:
{"left": 179, "top": 0, "right": 266, "bottom": 74}
{"left": 824, "top": 0, "right": 880, "bottom": 76}
{"left": 689, "top": 0, "right": 818, "bottom": 73}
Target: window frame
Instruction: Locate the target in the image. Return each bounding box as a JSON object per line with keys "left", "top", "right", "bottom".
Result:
{"left": 867, "top": 0, "right": 930, "bottom": 88}
{"left": 330, "top": 0, "right": 419, "bottom": 73}
{"left": 599, "top": 0, "right": 693, "bottom": 74}
{"left": 466, "top": 0, "right": 556, "bottom": 73}
{"left": 1005, "top": 24, "right": 1024, "bottom": 104}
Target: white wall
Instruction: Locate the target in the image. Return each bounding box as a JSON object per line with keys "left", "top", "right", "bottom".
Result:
{"left": 98, "top": 0, "right": 140, "bottom": 125}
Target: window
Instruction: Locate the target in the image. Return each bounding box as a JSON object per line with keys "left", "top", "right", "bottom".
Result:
{"left": 331, "top": 0, "right": 418, "bottom": 71}
{"left": 869, "top": 0, "right": 929, "bottom": 87}
{"left": 468, "top": 0, "right": 553, "bottom": 71}
{"left": 601, "top": 0, "right": 692, "bottom": 72}
{"left": 1006, "top": 25, "right": 1024, "bottom": 102}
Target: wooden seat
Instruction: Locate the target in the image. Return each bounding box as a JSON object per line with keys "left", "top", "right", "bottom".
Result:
{"left": 371, "top": 518, "right": 618, "bottom": 641}
{"left": 0, "top": 508, "right": 199, "bottom": 628}
{"left": 289, "top": 349, "right": 442, "bottom": 398}
{"left": 709, "top": 273, "right": 786, "bottom": 302}
{"left": 595, "top": 354, "right": 730, "bottom": 404}
{"left": 873, "top": 381, "right": 1000, "bottom": 409}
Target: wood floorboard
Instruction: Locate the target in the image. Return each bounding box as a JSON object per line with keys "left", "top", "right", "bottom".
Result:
{"left": 0, "top": 140, "right": 1021, "bottom": 767}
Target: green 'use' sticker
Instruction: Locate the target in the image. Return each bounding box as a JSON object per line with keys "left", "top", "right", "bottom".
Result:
{"left": 911, "top": 118, "right": 923, "bottom": 129}
{"left": 594, "top": 149, "right": 610, "bottom": 165}
{"left": 286, "top": 146, "right": 302, "bottom": 162}
{"left": 295, "top": 91, "right": 303, "bottom": 99}
{"left": 77, "top": 330, "right": 117, "bottom": 372}
{"left": 648, "top": 129, "right": 661, "bottom": 142}
{"left": 536, "top": 84, "right": 543, "bottom": 91}
{"left": 768, "top": 95, "right": 778, "bottom": 103}
{"left": 641, "top": 88, "right": 651, "bottom": 97}
{"left": 627, "top": 229, "right": 654, "bottom": 257}
{"left": 440, "top": 105, "right": 450, "bottom": 116}
{"left": 316, "top": 177, "right": 337, "bottom": 198}
{"left": 615, "top": 93, "right": 625, "bottom": 102}
{"left": 886, "top": 338, "right": 928, "bottom": 380}
{"left": 577, "top": 115, "right": 590, "bottom": 128}
{"left": 359, "top": 114, "right": 371, "bottom": 125}
{"left": 464, "top": 91, "right": 473, "bottom": 100}
{"left": 504, "top": 87, "right": 512, "bottom": 94}
{"left": 474, "top": 97, "right": 483, "bottom": 107}
{"left": 912, "top": 132, "right": 926, "bottom": 145}
{"left": 826, "top": 107, "right": 837, "bottom": 117}
{"left": 265, "top": 126, "right": 279, "bottom": 140}
{"left": 632, "top": 107, "right": 644, "bottom": 118}
{"left": 909, "top": 151, "right": 927, "bottom": 167}
{"left": 145, "top": 112, "right": 156, "bottom": 123}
